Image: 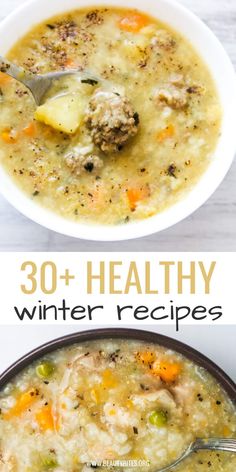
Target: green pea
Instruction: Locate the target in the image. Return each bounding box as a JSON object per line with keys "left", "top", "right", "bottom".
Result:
{"left": 36, "top": 361, "right": 55, "bottom": 380}
{"left": 149, "top": 409, "right": 168, "bottom": 427}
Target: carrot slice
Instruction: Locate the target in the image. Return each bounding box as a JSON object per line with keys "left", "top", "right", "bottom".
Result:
{"left": 136, "top": 351, "right": 155, "bottom": 365}
{"left": 118, "top": 12, "right": 150, "bottom": 33}
{"left": 152, "top": 361, "right": 181, "bottom": 382}
{"left": 0, "top": 71, "right": 12, "bottom": 85}
{"left": 2, "top": 123, "right": 36, "bottom": 142}
{"left": 1, "top": 129, "right": 19, "bottom": 144}
{"left": 22, "top": 121, "right": 37, "bottom": 138}
{"left": 127, "top": 186, "right": 150, "bottom": 211}
{"left": 157, "top": 124, "right": 175, "bottom": 142}
{"left": 35, "top": 404, "right": 54, "bottom": 431}
{"left": 4, "top": 388, "right": 38, "bottom": 419}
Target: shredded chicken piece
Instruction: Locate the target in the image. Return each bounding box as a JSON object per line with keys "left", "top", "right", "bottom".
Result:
{"left": 132, "top": 389, "right": 176, "bottom": 410}
{"left": 75, "top": 351, "right": 107, "bottom": 371}
{"left": 171, "top": 382, "right": 195, "bottom": 409}
{"left": 0, "top": 452, "right": 17, "bottom": 471}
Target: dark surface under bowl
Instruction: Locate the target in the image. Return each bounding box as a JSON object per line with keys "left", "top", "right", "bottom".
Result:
{"left": 0, "top": 328, "right": 235, "bottom": 403}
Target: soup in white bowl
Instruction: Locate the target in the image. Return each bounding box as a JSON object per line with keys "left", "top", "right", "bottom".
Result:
{"left": 0, "top": 0, "right": 235, "bottom": 240}
{"left": 0, "top": 7, "right": 221, "bottom": 225}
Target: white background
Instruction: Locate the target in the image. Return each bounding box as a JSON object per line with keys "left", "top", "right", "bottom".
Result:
{"left": 0, "top": 252, "right": 234, "bottom": 325}
{"left": 0, "top": 325, "right": 235, "bottom": 381}
{"left": 0, "top": 0, "right": 235, "bottom": 251}
{"left": 0, "top": 253, "right": 235, "bottom": 383}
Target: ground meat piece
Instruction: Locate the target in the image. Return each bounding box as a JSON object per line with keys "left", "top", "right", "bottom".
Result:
{"left": 155, "top": 85, "right": 188, "bottom": 110}
{"left": 85, "top": 90, "right": 139, "bottom": 153}
{"left": 85, "top": 10, "right": 104, "bottom": 26}
{"left": 41, "top": 38, "right": 68, "bottom": 68}
{"left": 57, "top": 20, "right": 78, "bottom": 42}
{"left": 64, "top": 145, "right": 103, "bottom": 176}
{"left": 151, "top": 30, "right": 176, "bottom": 51}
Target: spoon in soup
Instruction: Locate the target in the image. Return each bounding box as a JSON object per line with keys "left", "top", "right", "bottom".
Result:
{"left": 155, "top": 438, "right": 236, "bottom": 471}
{"left": 0, "top": 56, "right": 101, "bottom": 105}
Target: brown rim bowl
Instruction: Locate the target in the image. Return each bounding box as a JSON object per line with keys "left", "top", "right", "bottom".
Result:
{"left": 0, "top": 328, "right": 235, "bottom": 403}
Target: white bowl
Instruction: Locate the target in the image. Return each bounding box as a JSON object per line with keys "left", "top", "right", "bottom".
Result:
{"left": 0, "top": 0, "right": 235, "bottom": 241}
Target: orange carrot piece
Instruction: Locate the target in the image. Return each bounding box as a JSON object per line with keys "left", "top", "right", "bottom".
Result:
{"left": 22, "top": 121, "right": 37, "bottom": 138}
{"left": 2, "top": 123, "right": 36, "bottom": 143}
{"left": 127, "top": 186, "right": 150, "bottom": 211}
{"left": 35, "top": 405, "right": 54, "bottom": 431}
{"left": 136, "top": 351, "right": 155, "bottom": 365}
{"left": 102, "top": 369, "right": 118, "bottom": 388}
{"left": 1, "top": 129, "right": 19, "bottom": 144}
{"left": 0, "top": 71, "right": 12, "bottom": 85}
{"left": 64, "top": 58, "right": 78, "bottom": 69}
{"left": 4, "top": 389, "right": 38, "bottom": 419}
{"left": 118, "top": 12, "right": 150, "bottom": 33}
{"left": 157, "top": 124, "right": 175, "bottom": 142}
{"left": 152, "top": 361, "right": 181, "bottom": 382}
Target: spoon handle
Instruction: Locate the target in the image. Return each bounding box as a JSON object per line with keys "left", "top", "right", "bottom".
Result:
{"left": 192, "top": 438, "right": 236, "bottom": 453}
{"left": 0, "top": 55, "right": 34, "bottom": 83}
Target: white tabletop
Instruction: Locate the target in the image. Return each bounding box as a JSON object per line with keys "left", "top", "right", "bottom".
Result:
{"left": 0, "top": 0, "right": 236, "bottom": 251}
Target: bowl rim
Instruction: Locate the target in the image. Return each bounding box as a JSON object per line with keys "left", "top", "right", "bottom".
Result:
{"left": 0, "top": 328, "right": 235, "bottom": 403}
{"left": 0, "top": 0, "right": 236, "bottom": 241}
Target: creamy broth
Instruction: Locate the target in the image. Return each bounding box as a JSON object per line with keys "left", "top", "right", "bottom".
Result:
{"left": 0, "top": 7, "right": 221, "bottom": 225}
{"left": 0, "top": 340, "right": 235, "bottom": 471}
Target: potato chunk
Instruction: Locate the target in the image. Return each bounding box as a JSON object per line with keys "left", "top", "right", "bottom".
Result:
{"left": 35, "top": 93, "right": 85, "bottom": 134}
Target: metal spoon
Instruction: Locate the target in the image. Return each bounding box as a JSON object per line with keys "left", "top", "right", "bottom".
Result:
{"left": 155, "top": 438, "right": 236, "bottom": 471}
{"left": 0, "top": 55, "right": 101, "bottom": 105}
